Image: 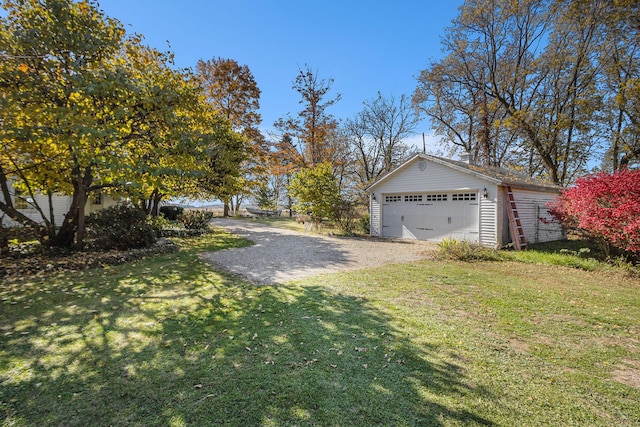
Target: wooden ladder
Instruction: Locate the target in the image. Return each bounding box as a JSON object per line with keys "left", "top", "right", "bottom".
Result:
{"left": 503, "top": 186, "right": 527, "bottom": 250}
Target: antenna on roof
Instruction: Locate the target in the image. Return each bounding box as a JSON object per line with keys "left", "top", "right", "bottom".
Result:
{"left": 422, "top": 133, "right": 426, "bottom": 154}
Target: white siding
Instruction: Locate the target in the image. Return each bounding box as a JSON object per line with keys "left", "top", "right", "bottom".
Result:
{"left": 2, "top": 192, "right": 71, "bottom": 227}
{"left": 1, "top": 182, "right": 120, "bottom": 228}
{"left": 84, "top": 193, "right": 119, "bottom": 215}
{"left": 510, "top": 188, "right": 564, "bottom": 244}
{"left": 370, "top": 196, "right": 381, "bottom": 236}
{"left": 1, "top": 181, "right": 70, "bottom": 227}
{"left": 479, "top": 185, "right": 499, "bottom": 247}
{"left": 372, "top": 159, "right": 491, "bottom": 195}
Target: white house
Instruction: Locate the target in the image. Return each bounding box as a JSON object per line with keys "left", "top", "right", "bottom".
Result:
{"left": 1, "top": 180, "right": 119, "bottom": 228}
{"left": 368, "top": 153, "right": 565, "bottom": 248}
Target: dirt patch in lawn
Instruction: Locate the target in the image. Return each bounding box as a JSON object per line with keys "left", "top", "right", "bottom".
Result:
{"left": 612, "top": 359, "right": 640, "bottom": 390}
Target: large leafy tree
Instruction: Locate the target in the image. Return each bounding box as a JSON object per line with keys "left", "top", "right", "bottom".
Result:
{"left": 108, "top": 44, "right": 215, "bottom": 218}
{"left": 414, "top": 0, "right": 606, "bottom": 184}
{"left": 0, "top": 0, "right": 130, "bottom": 247}
{"left": 0, "top": 0, "right": 240, "bottom": 248}
{"left": 599, "top": 0, "right": 640, "bottom": 170}
{"left": 196, "top": 57, "right": 264, "bottom": 215}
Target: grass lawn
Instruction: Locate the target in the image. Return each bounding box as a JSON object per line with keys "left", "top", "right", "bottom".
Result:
{"left": 1, "top": 228, "right": 639, "bottom": 426}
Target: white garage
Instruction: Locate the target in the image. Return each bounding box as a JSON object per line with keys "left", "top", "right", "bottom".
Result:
{"left": 368, "top": 153, "right": 565, "bottom": 248}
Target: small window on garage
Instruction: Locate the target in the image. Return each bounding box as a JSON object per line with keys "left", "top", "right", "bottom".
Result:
{"left": 425, "top": 194, "right": 448, "bottom": 202}
{"left": 384, "top": 195, "right": 402, "bottom": 203}
{"left": 452, "top": 193, "right": 477, "bottom": 201}
{"left": 404, "top": 194, "right": 423, "bottom": 202}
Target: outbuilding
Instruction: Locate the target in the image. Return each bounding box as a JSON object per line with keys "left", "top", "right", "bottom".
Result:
{"left": 368, "top": 153, "right": 565, "bottom": 248}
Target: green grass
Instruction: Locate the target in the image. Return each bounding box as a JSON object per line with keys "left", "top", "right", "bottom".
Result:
{"left": 1, "top": 229, "right": 639, "bottom": 426}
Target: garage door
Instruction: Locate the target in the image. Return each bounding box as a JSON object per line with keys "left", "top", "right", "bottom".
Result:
{"left": 381, "top": 192, "right": 479, "bottom": 242}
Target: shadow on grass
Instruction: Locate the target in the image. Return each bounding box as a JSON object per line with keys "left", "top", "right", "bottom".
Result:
{"left": 0, "top": 247, "right": 496, "bottom": 426}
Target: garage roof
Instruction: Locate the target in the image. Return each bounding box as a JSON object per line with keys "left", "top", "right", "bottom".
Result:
{"left": 368, "top": 153, "right": 562, "bottom": 193}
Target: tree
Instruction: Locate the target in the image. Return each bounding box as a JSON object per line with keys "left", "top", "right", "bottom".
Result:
{"left": 598, "top": 0, "right": 640, "bottom": 170}
{"left": 0, "top": 0, "right": 130, "bottom": 247}
{"left": 345, "top": 92, "right": 416, "bottom": 194}
{"left": 547, "top": 169, "right": 640, "bottom": 256}
{"left": 414, "top": 0, "right": 605, "bottom": 184}
{"left": 112, "top": 45, "right": 216, "bottom": 218}
{"left": 196, "top": 57, "right": 264, "bottom": 216}
{"left": 288, "top": 163, "right": 341, "bottom": 227}
{"left": 413, "top": 43, "right": 520, "bottom": 167}
{"left": 273, "top": 65, "right": 343, "bottom": 169}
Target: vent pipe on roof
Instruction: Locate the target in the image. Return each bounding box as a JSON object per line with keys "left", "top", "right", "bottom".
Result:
{"left": 460, "top": 152, "right": 475, "bottom": 165}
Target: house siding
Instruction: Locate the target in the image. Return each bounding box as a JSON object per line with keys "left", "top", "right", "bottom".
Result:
{"left": 372, "top": 159, "right": 491, "bottom": 194}
{"left": 370, "top": 196, "right": 381, "bottom": 236}
{"left": 509, "top": 188, "right": 564, "bottom": 244}
{"left": 479, "top": 185, "right": 498, "bottom": 247}
{"left": 1, "top": 182, "right": 119, "bottom": 228}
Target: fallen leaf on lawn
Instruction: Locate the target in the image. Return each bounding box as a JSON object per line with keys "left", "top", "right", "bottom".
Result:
{"left": 194, "top": 384, "right": 203, "bottom": 389}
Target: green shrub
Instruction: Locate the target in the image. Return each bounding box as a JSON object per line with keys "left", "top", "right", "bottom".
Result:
{"left": 87, "top": 205, "right": 158, "bottom": 250}
{"left": 359, "top": 213, "right": 370, "bottom": 235}
{"left": 437, "top": 238, "right": 502, "bottom": 261}
{"left": 147, "top": 214, "right": 172, "bottom": 238}
{"left": 178, "top": 210, "right": 215, "bottom": 230}
{"left": 332, "top": 201, "right": 359, "bottom": 235}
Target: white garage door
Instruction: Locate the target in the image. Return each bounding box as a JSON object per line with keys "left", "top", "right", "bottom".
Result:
{"left": 381, "top": 192, "right": 479, "bottom": 242}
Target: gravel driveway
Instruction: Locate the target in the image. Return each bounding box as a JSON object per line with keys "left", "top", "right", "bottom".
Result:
{"left": 202, "top": 218, "right": 436, "bottom": 284}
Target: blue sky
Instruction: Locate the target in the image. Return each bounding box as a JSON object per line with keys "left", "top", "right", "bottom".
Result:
{"left": 99, "top": 1, "right": 464, "bottom": 146}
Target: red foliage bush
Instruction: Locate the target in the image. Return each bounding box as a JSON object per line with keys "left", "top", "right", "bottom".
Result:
{"left": 547, "top": 169, "right": 640, "bottom": 254}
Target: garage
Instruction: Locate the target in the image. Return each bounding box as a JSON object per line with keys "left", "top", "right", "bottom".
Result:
{"left": 368, "top": 153, "right": 565, "bottom": 248}
{"left": 381, "top": 192, "right": 479, "bottom": 242}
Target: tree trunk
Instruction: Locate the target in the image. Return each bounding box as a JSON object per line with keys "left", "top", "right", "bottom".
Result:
{"left": 51, "top": 196, "right": 79, "bottom": 247}
{"left": 150, "top": 189, "right": 163, "bottom": 216}
{"left": 76, "top": 186, "right": 87, "bottom": 251}
{"left": 0, "top": 221, "right": 8, "bottom": 256}
{"left": 222, "top": 196, "right": 230, "bottom": 217}
{"left": 49, "top": 166, "right": 92, "bottom": 249}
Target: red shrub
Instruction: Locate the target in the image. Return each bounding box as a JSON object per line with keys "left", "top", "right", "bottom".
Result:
{"left": 547, "top": 169, "right": 640, "bottom": 254}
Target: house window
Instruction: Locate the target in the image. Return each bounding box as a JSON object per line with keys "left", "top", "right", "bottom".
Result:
{"left": 92, "top": 192, "right": 102, "bottom": 205}
{"left": 426, "top": 194, "right": 448, "bottom": 202}
{"left": 404, "top": 194, "right": 423, "bottom": 202}
{"left": 384, "top": 195, "right": 402, "bottom": 203}
{"left": 14, "top": 189, "right": 28, "bottom": 209}
{"left": 452, "top": 193, "right": 477, "bottom": 201}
